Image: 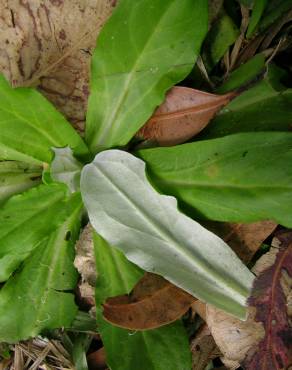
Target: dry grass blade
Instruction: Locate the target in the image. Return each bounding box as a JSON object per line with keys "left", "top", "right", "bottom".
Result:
{"left": 9, "top": 337, "right": 74, "bottom": 370}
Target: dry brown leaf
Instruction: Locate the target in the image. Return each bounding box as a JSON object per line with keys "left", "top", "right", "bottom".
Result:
{"left": 204, "top": 220, "right": 277, "bottom": 263}
{"left": 137, "top": 86, "right": 236, "bottom": 146}
{"left": 0, "top": 0, "right": 115, "bottom": 131}
{"left": 103, "top": 272, "right": 196, "bottom": 330}
{"left": 0, "top": 359, "right": 11, "bottom": 370}
{"left": 87, "top": 347, "right": 107, "bottom": 370}
{"left": 191, "top": 324, "right": 221, "bottom": 370}
{"left": 191, "top": 300, "right": 207, "bottom": 322}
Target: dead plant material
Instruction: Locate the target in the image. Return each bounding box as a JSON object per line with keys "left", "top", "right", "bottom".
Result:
{"left": 137, "top": 86, "right": 236, "bottom": 146}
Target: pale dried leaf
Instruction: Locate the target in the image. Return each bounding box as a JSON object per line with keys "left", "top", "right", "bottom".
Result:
{"left": 74, "top": 224, "right": 96, "bottom": 286}
{"left": 74, "top": 224, "right": 96, "bottom": 313}
{"left": 206, "top": 306, "right": 264, "bottom": 368}
{"left": 0, "top": 0, "right": 115, "bottom": 131}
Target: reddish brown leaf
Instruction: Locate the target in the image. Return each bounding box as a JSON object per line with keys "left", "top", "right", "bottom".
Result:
{"left": 137, "top": 86, "right": 236, "bottom": 146}
{"left": 243, "top": 232, "right": 292, "bottom": 370}
{"left": 103, "top": 272, "right": 196, "bottom": 330}
{"left": 87, "top": 348, "right": 107, "bottom": 370}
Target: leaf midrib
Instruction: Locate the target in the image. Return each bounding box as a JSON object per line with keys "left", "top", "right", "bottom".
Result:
{"left": 0, "top": 190, "right": 64, "bottom": 246}
{"left": 90, "top": 161, "right": 249, "bottom": 297}
{"left": 0, "top": 104, "right": 60, "bottom": 147}
{"left": 94, "top": 2, "right": 174, "bottom": 147}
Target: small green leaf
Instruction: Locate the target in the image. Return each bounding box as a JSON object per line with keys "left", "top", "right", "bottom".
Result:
{"left": 0, "top": 161, "right": 42, "bottom": 204}
{"left": 0, "top": 193, "right": 82, "bottom": 343}
{"left": 93, "top": 232, "right": 192, "bottom": 370}
{"left": 81, "top": 151, "right": 254, "bottom": 319}
{"left": 202, "top": 75, "right": 292, "bottom": 137}
{"left": 202, "top": 12, "right": 239, "bottom": 71}
{"left": 86, "top": 0, "right": 208, "bottom": 153}
{"left": 217, "top": 53, "right": 266, "bottom": 93}
{"left": 71, "top": 334, "right": 91, "bottom": 370}
{"left": 0, "top": 183, "right": 70, "bottom": 282}
{"left": 246, "top": 0, "right": 268, "bottom": 38}
{"left": 51, "top": 147, "right": 83, "bottom": 193}
{"left": 0, "top": 75, "right": 89, "bottom": 164}
{"left": 139, "top": 132, "right": 292, "bottom": 227}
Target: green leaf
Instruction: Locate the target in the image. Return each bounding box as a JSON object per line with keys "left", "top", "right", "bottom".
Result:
{"left": 51, "top": 147, "right": 83, "bottom": 193}
{"left": 138, "top": 132, "right": 292, "bottom": 227}
{"left": 202, "top": 75, "right": 292, "bottom": 138}
{"left": 217, "top": 53, "right": 266, "bottom": 93}
{"left": 86, "top": 0, "right": 208, "bottom": 153}
{"left": 0, "top": 193, "right": 82, "bottom": 343}
{"left": 0, "top": 161, "right": 42, "bottom": 204}
{"left": 81, "top": 151, "right": 254, "bottom": 319}
{"left": 246, "top": 0, "right": 268, "bottom": 38}
{"left": 259, "top": 0, "right": 292, "bottom": 31}
{"left": 93, "top": 232, "right": 192, "bottom": 370}
{"left": 202, "top": 12, "right": 239, "bottom": 71}
{"left": 71, "top": 334, "right": 91, "bottom": 370}
{"left": 0, "top": 183, "right": 70, "bottom": 282}
{"left": 0, "top": 75, "right": 89, "bottom": 165}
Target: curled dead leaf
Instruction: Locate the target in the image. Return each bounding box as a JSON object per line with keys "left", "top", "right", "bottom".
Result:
{"left": 137, "top": 86, "right": 236, "bottom": 146}
{"left": 0, "top": 0, "right": 115, "bottom": 131}
{"left": 103, "top": 272, "right": 196, "bottom": 330}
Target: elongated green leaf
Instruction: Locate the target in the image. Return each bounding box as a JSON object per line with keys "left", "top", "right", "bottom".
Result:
{"left": 201, "top": 77, "right": 292, "bottom": 138}
{"left": 0, "top": 193, "right": 82, "bottom": 343}
{"left": 259, "top": 0, "right": 292, "bottom": 31}
{"left": 0, "top": 161, "right": 42, "bottom": 203}
{"left": 51, "top": 147, "right": 83, "bottom": 193}
{"left": 81, "top": 151, "right": 254, "bottom": 319}
{"left": 93, "top": 232, "right": 192, "bottom": 370}
{"left": 202, "top": 12, "right": 239, "bottom": 71}
{"left": 0, "top": 183, "right": 70, "bottom": 282}
{"left": 139, "top": 132, "right": 292, "bottom": 227}
{"left": 217, "top": 54, "right": 266, "bottom": 93}
{"left": 0, "top": 75, "right": 89, "bottom": 165}
{"left": 246, "top": 0, "right": 268, "bottom": 38}
{"left": 72, "top": 334, "right": 91, "bottom": 370}
{"left": 86, "top": 0, "right": 208, "bottom": 153}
